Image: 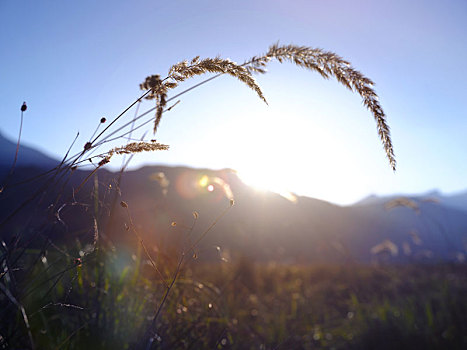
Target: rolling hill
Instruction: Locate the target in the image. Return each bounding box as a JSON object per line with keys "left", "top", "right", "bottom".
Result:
{"left": 0, "top": 131, "right": 58, "bottom": 169}
{"left": 0, "top": 132, "right": 466, "bottom": 264}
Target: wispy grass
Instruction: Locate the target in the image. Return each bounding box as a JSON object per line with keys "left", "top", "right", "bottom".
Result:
{"left": 0, "top": 43, "right": 398, "bottom": 349}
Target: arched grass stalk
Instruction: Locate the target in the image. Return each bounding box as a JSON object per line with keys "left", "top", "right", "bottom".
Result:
{"left": 138, "top": 43, "right": 395, "bottom": 170}
{"left": 14, "top": 43, "right": 395, "bottom": 189}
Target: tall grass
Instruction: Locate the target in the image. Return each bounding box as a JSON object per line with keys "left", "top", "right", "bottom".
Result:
{"left": 0, "top": 43, "right": 398, "bottom": 349}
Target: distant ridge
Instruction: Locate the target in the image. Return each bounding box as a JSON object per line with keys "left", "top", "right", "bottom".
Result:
{"left": 0, "top": 131, "right": 58, "bottom": 169}
{"left": 354, "top": 189, "right": 467, "bottom": 213}
{"left": 1, "top": 133, "right": 466, "bottom": 264}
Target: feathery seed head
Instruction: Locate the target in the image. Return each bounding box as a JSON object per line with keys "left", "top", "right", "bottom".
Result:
{"left": 109, "top": 141, "right": 169, "bottom": 155}
{"left": 247, "top": 43, "right": 396, "bottom": 170}
{"left": 139, "top": 43, "right": 395, "bottom": 170}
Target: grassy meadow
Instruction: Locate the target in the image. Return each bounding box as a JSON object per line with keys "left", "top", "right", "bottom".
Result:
{"left": 4, "top": 250, "right": 467, "bottom": 349}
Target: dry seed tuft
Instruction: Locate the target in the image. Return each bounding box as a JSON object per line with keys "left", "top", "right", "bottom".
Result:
{"left": 168, "top": 57, "right": 267, "bottom": 104}
{"left": 108, "top": 141, "right": 169, "bottom": 156}
{"left": 140, "top": 74, "right": 167, "bottom": 133}
{"left": 98, "top": 157, "right": 110, "bottom": 167}
{"left": 385, "top": 197, "right": 420, "bottom": 214}
{"left": 120, "top": 201, "right": 128, "bottom": 208}
{"left": 141, "top": 56, "right": 267, "bottom": 134}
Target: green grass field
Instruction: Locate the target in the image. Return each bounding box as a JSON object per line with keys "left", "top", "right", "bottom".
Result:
{"left": 4, "top": 243, "right": 466, "bottom": 349}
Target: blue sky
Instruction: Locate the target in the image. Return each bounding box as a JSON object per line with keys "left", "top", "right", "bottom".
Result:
{"left": 1, "top": 0, "right": 466, "bottom": 205}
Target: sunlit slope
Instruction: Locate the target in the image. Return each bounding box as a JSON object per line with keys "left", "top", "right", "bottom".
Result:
{"left": 117, "top": 166, "right": 467, "bottom": 263}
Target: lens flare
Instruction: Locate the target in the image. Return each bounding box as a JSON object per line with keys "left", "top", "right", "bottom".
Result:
{"left": 174, "top": 171, "right": 234, "bottom": 201}
{"left": 237, "top": 168, "right": 297, "bottom": 203}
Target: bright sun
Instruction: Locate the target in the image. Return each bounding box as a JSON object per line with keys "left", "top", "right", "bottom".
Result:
{"left": 222, "top": 110, "right": 360, "bottom": 205}
{"left": 237, "top": 165, "right": 298, "bottom": 202}
{"left": 148, "top": 107, "right": 371, "bottom": 205}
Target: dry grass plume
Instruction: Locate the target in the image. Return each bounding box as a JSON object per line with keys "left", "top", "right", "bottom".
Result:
{"left": 140, "top": 43, "right": 396, "bottom": 170}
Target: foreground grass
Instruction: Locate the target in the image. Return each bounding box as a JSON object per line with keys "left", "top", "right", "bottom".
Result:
{"left": 3, "top": 249, "right": 466, "bottom": 349}
{"left": 1, "top": 42, "right": 401, "bottom": 349}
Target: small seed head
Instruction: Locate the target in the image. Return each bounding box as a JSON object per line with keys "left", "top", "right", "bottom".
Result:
{"left": 98, "top": 157, "right": 110, "bottom": 167}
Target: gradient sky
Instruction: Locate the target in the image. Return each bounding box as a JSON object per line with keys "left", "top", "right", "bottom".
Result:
{"left": 1, "top": 0, "right": 466, "bottom": 205}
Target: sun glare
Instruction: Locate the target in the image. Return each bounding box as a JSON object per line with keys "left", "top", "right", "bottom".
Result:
{"left": 237, "top": 167, "right": 298, "bottom": 202}
{"left": 151, "top": 109, "right": 370, "bottom": 205}
{"left": 224, "top": 110, "right": 361, "bottom": 205}
{"left": 237, "top": 166, "right": 286, "bottom": 193}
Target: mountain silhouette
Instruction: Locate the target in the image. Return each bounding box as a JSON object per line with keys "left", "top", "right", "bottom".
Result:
{"left": 0, "top": 131, "right": 58, "bottom": 169}
{"left": 356, "top": 190, "right": 467, "bottom": 215}
{"left": 112, "top": 166, "right": 467, "bottom": 263}
{"left": 1, "top": 133, "right": 466, "bottom": 264}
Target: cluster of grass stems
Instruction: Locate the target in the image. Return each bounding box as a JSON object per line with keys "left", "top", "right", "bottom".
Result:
{"left": 0, "top": 43, "right": 404, "bottom": 349}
